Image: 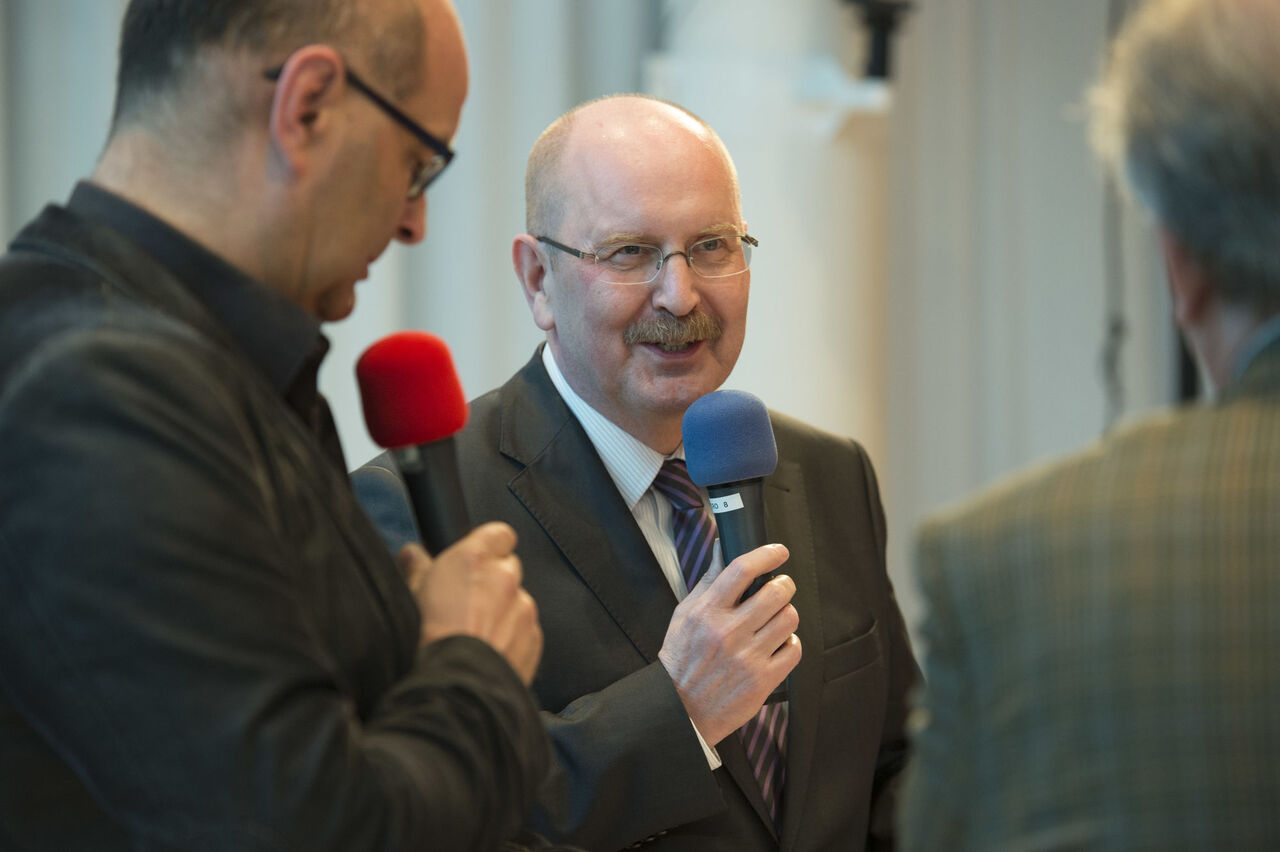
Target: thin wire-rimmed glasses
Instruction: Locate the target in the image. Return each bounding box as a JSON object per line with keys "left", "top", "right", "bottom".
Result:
{"left": 536, "top": 234, "right": 758, "bottom": 285}
{"left": 264, "top": 63, "right": 454, "bottom": 199}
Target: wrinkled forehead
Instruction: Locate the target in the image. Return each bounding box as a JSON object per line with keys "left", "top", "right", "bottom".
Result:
{"left": 555, "top": 107, "right": 743, "bottom": 238}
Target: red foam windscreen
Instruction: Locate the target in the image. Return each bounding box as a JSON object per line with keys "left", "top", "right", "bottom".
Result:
{"left": 356, "top": 331, "right": 469, "bottom": 448}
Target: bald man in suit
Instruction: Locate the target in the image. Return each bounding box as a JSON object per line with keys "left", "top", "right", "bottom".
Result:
{"left": 356, "top": 94, "right": 918, "bottom": 850}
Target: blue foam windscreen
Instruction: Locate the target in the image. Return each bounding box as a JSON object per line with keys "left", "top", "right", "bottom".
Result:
{"left": 682, "top": 390, "right": 778, "bottom": 486}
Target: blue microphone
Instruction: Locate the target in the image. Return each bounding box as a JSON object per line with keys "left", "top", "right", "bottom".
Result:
{"left": 684, "top": 389, "right": 787, "bottom": 704}
{"left": 682, "top": 390, "right": 779, "bottom": 601}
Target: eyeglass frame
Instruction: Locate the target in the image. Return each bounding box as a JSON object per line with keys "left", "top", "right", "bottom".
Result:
{"left": 263, "top": 61, "right": 455, "bottom": 199}
{"left": 535, "top": 233, "right": 759, "bottom": 285}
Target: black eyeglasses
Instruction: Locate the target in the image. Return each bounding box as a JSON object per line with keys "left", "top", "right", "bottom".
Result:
{"left": 264, "top": 63, "right": 455, "bottom": 199}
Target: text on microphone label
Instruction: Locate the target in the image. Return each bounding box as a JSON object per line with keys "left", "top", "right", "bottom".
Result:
{"left": 709, "top": 493, "right": 744, "bottom": 514}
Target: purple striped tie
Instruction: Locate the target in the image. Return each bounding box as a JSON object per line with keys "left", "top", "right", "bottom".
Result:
{"left": 652, "top": 458, "right": 717, "bottom": 589}
{"left": 651, "top": 458, "right": 787, "bottom": 828}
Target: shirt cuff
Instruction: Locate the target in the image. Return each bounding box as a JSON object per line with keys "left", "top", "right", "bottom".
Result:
{"left": 690, "top": 717, "right": 722, "bottom": 770}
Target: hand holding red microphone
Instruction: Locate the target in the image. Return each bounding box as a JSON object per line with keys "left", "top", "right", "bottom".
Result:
{"left": 358, "top": 332, "right": 542, "bottom": 685}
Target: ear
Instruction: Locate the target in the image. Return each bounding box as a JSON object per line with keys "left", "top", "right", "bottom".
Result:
{"left": 1159, "top": 226, "right": 1211, "bottom": 327}
{"left": 266, "top": 45, "right": 346, "bottom": 177}
{"left": 513, "top": 234, "right": 555, "bottom": 331}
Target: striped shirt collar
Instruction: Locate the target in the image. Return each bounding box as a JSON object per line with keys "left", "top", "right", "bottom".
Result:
{"left": 541, "top": 345, "right": 679, "bottom": 509}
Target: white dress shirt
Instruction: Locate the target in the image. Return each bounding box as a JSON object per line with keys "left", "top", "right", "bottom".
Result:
{"left": 541, "top": 345, "right": 723, "bottom": 768}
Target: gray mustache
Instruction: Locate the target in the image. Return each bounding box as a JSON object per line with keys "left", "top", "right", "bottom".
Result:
{"left": 623, "top": 311, "right": 723, "bottom": 347}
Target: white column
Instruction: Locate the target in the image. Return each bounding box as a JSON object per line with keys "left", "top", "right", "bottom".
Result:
{"left": 1, "top": 0, "right": 127, "bottom": 229}
{"left": 648, "top": 0, "right": 893, "bottom": 482}
{"left": 885, "top": 0, "right": 1171, "bottom": 634}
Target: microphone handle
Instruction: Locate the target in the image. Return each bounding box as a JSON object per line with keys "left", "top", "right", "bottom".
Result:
{"left": 707, "top": 478, "right": 787, "bottom": 704}
{"left": 392, "top": 439, "right": 472, "bottom": 557}
{"left": 707, "top": 478, "right": 771, "bottom": 598}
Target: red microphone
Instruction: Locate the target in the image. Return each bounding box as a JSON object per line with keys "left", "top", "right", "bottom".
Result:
{"left": 357, "top": 331, "right": 471, "bottom": 556}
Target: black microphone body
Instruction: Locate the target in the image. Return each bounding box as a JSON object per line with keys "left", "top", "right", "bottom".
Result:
{"left": 706, "top": 477, "right": 786, "bottom": 705}
{"left": 706, "top": 478, "right": 774, "bottom": 601}
{"left": 391, "top": 439, "right": 471, "bottom": 557}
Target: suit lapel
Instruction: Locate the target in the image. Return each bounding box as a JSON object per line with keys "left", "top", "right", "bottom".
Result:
{"left": 767, "top": 457, "right": 822, "bottom": 851}
{"left": 499, "top": 357, "right": 677, "bottom": 662}
{"left": 494, "top": 358, "right": 825, "bottom": 839}
{"left": 711, "top": 456, "right": 823, "bottom": 844}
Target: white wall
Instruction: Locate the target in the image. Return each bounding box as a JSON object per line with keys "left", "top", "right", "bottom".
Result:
{"left": 0, "top": 0, "right": 126, "bottom": 227}
{"left": 649, "top": 0, "right": 893, "bottom": 479}
{"left": 0, "top": 0, "right": 1182, "bottom": 641}
{"left": 885, "top": 0, "right": 1176, "bottom": 631}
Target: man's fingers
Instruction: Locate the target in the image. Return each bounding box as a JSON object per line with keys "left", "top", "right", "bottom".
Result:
{"left": 504, "top": 589, "right": 543, "bottom": 684}
{"left": 397, "top": 542, "right": 429, "bottom": 580}
{"left": 711, "top": 543, "right": 790, "bottom": 604}
{"left": 740, "top": 571, "right": 797, "bottom": 622}
{"left": 765, "top": 632, "right": 803, "bottom": 682}
{"left": 754, "top": 600, "right": 801, "bottom": 655}
{"left": 467, "top": 520, "right": 518, "bottom": 556}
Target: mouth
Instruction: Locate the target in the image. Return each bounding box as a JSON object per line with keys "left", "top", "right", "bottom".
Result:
{"left": 638, "top": 339, "right": 705, "bottom": 357}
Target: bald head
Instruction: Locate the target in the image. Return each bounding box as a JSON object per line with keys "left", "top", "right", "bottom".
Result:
{"left": 511, "top": 94, "right": 750, "bottom": 452}
{"left": 525, "top": 95, "right": 740, "bottom": 238}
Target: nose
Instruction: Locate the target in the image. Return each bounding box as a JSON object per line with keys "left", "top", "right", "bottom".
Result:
{"left": 395, "top": 194, "right": 427, "bottom": 245}
{"left": 650, "top": 251, "right": 700, "bottom": 316}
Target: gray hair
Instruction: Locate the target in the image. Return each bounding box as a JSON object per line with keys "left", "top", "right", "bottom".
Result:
{"left": 1089, "top": 0, "right": 1280, "bottom": 311}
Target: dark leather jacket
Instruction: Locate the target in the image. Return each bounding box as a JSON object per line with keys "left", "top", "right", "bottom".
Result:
{"left": 0, "top": 199, "right": 548, "bottom": 850}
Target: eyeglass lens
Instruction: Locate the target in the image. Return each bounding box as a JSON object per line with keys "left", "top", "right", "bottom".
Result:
{"left": 596, "top": 236, "right": 753, "bottom": 285}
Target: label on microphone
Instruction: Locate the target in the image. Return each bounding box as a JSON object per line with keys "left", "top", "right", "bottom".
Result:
{"left": 708, "top": 492, "right": 744, "bottom": 513}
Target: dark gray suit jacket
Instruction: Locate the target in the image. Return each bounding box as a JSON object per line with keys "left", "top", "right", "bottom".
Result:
{"left": 901, "top": 338, "right": 1280, "bottom": 850}
{"left": 356, "top": 349, "right": 918, "bottom": 850}
{"left": 0, "top": 201, "right": 549, "bottom": 850}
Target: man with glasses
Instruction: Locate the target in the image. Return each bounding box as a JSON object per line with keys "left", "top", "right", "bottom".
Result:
{"left": 0, "top": 0, "right": 552, "bottom": 849}
{"left": 356, "top": 94, "right": 918, "bottom": 850}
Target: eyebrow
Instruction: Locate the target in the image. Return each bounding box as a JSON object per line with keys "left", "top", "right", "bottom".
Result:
{"left": 594, "top": 223, "right": 742, "bottom": 246}
{"left": 595, "top": 231, "right": 652, "bottom": 246}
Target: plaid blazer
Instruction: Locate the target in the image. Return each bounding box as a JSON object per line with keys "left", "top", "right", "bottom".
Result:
{"left": 900, "top": 337, "right": 1280, "bottom": 850}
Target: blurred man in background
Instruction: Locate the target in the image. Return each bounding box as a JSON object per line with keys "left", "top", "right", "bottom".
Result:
{"left": 901, "top": 0, "right": 1280, "bottom": 847}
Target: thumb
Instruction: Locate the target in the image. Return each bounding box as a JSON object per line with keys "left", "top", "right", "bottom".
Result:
{"left": 397, "top": 542, "right": 431, "bottom": 590}
{"left": 687, "top": 538, "right": 725, "bottom": 595}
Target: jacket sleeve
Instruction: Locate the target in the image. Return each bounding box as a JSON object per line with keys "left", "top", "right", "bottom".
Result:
{"left": 351, "top": 452, "right": 424, "bottom": 556}
{"left": 0, "top": 328, "right": 548, "bottom": 850}
{"left": 352, "top": 454, "right": 727, "bottom": 850}
{"left": 529, "top": 662, "right": 728, "bottom": 849}
{"left": 853, "top": 440, "right": 922, "bottom": 851}
{"left": 897, "top": 519, "right": 974, "bottom": 851}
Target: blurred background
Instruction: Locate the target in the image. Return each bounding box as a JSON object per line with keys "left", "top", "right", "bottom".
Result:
{"left": 0, "top": 0, "right": 1178, "bottom": 638}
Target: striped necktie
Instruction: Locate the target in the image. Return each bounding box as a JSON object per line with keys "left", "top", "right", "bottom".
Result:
{"left": 652, "top": 458, "right": 716, "bottom": 590}
{"left": 651, "top": 458, "right": 788, "bottom": 828}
